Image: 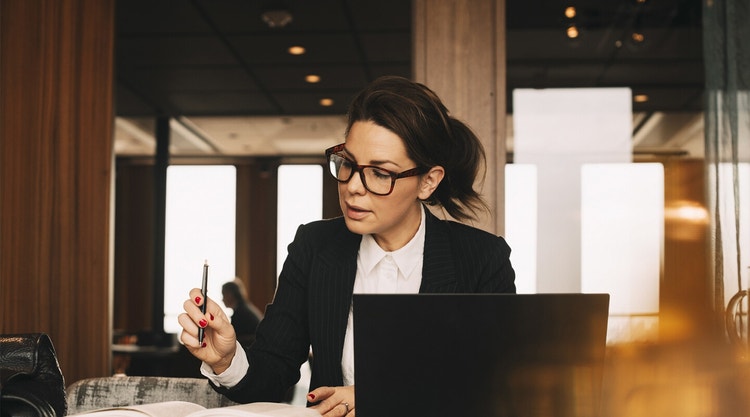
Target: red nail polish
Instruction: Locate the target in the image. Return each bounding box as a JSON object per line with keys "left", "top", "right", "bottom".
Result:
{"left": 308, "top": 394, "right": 315, "bottom": 400}
{"left": 195, "top": 296, "right": 202, "bottom": 304}
{"left": 199, "top": 319, "right": 208, "bottom": 328}
{"left": 201, "top": 342, "right": 207, "bottom": 348}
{"left": 209, "top": 313, "right": 215, "bottom": 321}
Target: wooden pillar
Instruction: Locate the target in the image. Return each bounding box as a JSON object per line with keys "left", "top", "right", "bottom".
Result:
{"left": 236, "top": 161, "right": 279, "bottom": 311}
{"left": 413, "top": 0, "right": 507, "bottom": 234}
{"left": 0, "top": 0, "right": 115, "bottom": 385}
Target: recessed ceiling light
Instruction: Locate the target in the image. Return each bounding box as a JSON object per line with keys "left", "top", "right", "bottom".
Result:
{"left": 261, "top": 9, "right": 293, "bottom": 28}
{"left": 305, "top": 74, "right": 321, "bottom": 83}
{"left": 634, "top": 94, "right": 649, "bottom": 103}
{"left": 288, "top": 45, "right": 306, "bottom": 55}
{"left": 319, "top": 98, "right": 334, "bottom": 107}
{"left": 631, "top": 32, "right": 645, "bottom": 43}
{"left": 566, "top": 25, "right": 579, "bottom": 39}
{"left": 564, "top": 7, "right": 576, "bottom": 19}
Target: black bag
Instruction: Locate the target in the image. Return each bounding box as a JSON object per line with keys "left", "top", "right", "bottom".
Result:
{"left": 0, "top": 333, "right": 66, "bottom": 417}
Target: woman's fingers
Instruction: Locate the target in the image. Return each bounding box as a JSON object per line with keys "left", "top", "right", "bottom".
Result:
{"left": 307, "top": 386, "right": 335, "bottom": 403}
{"left": 178, "top": 312, "right": 199, "bottom": 344}
{"left": 308, "top": 386, "right": 355, "bottom": 417}
{"left": 180, "top": 289, "right": 229, "bottom": 347}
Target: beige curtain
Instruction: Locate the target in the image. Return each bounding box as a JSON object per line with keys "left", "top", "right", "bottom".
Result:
{"left": 704, "top": 0, "right": 750, "bottom": 345}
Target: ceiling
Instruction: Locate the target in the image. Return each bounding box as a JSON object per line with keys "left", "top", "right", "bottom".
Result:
{"left": 114, "top": 0, "right": 705, "bottom": 159}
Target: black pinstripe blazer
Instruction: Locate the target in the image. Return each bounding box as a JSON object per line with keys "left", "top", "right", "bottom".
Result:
{"left": 212, "top": 208, "right": 516, "bottom": 403}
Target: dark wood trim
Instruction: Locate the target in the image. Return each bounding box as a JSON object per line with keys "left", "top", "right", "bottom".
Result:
{"left": 0, "top": 0, "right": 115, "bottom": 384}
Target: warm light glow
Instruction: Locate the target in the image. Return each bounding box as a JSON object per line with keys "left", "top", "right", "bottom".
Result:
{"left": 631, "top": 32, "right": 645, "bottom": 43}
{"left": 634, "top": 94, "right": 649, "bottom": 103}
{"left": 319, "top": 98, "right": 334, "bottom": 107}
{"left": 288, "top": 45, "right": 306, "bottom": 55}
{"left": 564, "top": 6, "right": 576, "bottom": 18}
{"left": 665, "top": 201, "right": 709, "bottom": 222}
{"left": 566, "top": 25, "right": 579, "bottom": 39}
{"left": 305, "top": 74, "right": 321, "bottom": 83}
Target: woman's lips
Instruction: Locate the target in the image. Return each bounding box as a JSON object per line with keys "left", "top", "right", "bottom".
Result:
{"left": 345, "top": 203, "right": 370, "bottom": 220}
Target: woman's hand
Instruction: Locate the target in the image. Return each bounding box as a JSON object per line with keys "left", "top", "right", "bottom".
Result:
{"left": 178, "top": 288, "right": 237, "bottom": 374}
{"left": 307, "top": 386, "right": 355, "bottom": 417}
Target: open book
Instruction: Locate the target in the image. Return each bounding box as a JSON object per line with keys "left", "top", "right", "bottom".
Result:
{"left": 68, "top": 401, "right": 321, "bottom": 417}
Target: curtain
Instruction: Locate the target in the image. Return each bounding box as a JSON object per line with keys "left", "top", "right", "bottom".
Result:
{"left": 703, "top": 0, "right": 750, "bottom": 345}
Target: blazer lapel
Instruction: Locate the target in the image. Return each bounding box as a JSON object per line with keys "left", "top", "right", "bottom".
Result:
{"left": 420, "top": 209, "right": 458, "bottom": 293}
{"left": 313, "top": 221, "right": 360, "bottom": 384}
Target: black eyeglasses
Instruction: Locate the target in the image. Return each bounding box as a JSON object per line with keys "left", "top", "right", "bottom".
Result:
{"left": 325, "top": 143, "right": 427, "bottom": 196}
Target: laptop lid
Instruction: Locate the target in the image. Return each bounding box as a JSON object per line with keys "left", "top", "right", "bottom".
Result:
{"left": 353, "top": 293, "right": 610, "bottom": 417}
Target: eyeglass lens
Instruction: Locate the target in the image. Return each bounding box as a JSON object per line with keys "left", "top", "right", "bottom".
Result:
{"left": 328, "top": 153, "right": 394, "bottom": 195}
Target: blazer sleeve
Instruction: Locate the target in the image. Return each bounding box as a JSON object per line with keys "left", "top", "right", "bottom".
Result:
{"left": 211, "top": 223, "right": 317, "bottom": 403}
{"left": 422, "top": 212, "right": 516, "bottom": 294}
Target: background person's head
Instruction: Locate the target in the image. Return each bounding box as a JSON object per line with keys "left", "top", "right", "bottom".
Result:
{"left": 221, "top": 280, "right": 246, "bottom": 310}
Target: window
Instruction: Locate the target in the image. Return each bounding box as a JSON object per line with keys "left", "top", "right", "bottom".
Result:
{"left": 163, "top": 166, "right": 237, "bottom": 334}
{"left": 277, "top": 165, "right": 323, "bottom": 277}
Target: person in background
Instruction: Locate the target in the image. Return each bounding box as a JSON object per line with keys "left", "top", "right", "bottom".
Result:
{"left": 221, "top": 279, "right": 263, "bottom": 348}
{"left": 179, "top": 75, "right": 516, "bottom": 417}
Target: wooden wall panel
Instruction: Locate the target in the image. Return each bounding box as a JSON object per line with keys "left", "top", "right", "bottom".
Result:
{"left": 413, "top": 0, "right": 507, "bottom": 234}
{"left": 236, "top": 161, "right": 280, "bottom": 311}
{"left": 0, "top": 0, "right": 114, "bottom": 385}
{"left": 661, "top": 158, "right": 713, "bottom": 340}
{"left": 113, "top": 164, "right": 155, "bottom": 333}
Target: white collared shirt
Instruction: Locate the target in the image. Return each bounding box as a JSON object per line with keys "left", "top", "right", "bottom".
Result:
{"left": 203, "top": 205, "right": 427, "bottom": 388}
{"left": 341, "top": 205, "right": 426, "bottom": 385}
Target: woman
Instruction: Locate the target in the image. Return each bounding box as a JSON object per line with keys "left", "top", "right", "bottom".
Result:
{"left": 179, "top": 76, "right": 516, "bottom": 417}
{"left": 221, "top": 279, "right": 262, "bottom": 348}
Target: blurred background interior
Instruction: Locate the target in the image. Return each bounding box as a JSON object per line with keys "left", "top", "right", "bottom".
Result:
{"left": 2, "top": 0, "right": 749, "bottom": 416}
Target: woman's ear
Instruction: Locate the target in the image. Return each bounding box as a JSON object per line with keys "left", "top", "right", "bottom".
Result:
{"left": 418, "top": 166, "right": 445, "bottom": 200}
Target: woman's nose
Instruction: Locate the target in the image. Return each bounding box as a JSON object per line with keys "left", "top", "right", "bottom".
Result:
{"left": 346, "top": 170, "right": 367, "bottom": 195}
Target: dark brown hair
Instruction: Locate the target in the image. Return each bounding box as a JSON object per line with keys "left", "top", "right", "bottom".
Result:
{"left": 345, "top": 76, "right": 487, "bottom": 221}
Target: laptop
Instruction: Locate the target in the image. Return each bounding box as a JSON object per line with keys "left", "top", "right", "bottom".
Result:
{"left": 353, "top": 293, "right": 610, "bottom": 417}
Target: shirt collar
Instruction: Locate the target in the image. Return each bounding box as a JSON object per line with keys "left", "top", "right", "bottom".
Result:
{"left": 359, "top": 205, "right": 427, "bottom": 279}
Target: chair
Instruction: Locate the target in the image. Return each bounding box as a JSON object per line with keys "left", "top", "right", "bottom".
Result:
{"left": 726, "top": 289, "right": 749, "bottom": 351}
{"left": 0, "top": 333, "right": 67, "bottom": 417}
{"left": 65, "top": 375, "right": 238, "bottom": 414}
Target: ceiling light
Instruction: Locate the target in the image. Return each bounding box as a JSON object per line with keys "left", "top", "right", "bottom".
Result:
{"left": 634, "top": 94, "right": 649, "bottom": 103}
{"left": 566, "top": 25, "right": 579, "bottom": 39}
{"left": 564, "top": 7, "right": 576, "bottom": 19}
{"left": 261, "top": 9, "right": 293, "bottom": 28}
{"left": 305, "top": 74, "right": 321, "bottom": 83}
{"left": 288, "top": 45, "right": 306, "bottom": 55}
{"left": 319, "top": 98, "right": 334, "bottom": 107}
{"left": 631, "top": 32, "right": 645, "bottom": 43}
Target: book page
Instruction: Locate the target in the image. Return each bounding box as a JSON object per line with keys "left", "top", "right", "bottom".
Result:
{"left": 186, "top": 402, "right": 320, "bottom": 417}
{"left": 69, "top": 401, "right": 206, "bottom": 416}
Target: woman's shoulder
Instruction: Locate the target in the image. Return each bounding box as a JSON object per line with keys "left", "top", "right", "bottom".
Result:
{"left": 295, "top": 216, "right": 356, "bottom": 242}
{"left": 427, "top": 211, "right": 511, "bottom": 251}
{"left": 426, "top": 210, "right": 501, "bottom": 238}
{"left": 299, "top": 216, "right": 346, "bottom": 233}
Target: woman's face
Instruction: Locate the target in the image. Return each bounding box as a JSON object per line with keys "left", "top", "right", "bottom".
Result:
{"left": 338, "top": 121, "right": 439, "bottom": 251}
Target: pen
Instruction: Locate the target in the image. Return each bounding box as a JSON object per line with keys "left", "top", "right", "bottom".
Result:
{"left": 198, "top": 260, "right": 209, "bottom": 344}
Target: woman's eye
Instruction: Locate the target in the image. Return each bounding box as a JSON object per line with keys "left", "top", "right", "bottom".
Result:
{"left": 372, "top": 168, "right": 392, "bottom": 179}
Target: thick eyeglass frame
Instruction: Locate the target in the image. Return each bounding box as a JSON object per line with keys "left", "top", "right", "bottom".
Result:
{"left": 325, "top": 143, "right": 427, "bottom": 196}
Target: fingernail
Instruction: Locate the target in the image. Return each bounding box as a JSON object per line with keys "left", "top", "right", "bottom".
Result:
{"left": 308, "top": 393, "right": 315, "bottom": 400}
{"left": 201, "top": 342, "right": 207, "bottom": 348}
{"left": 195, "top": 296, "right": 202, "bottom": 304}
{"left": 209, "top": 313, "right": 214, "bottom": 320}
{"left": 199, "top": 319, "right": 208, "bottom": 328}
